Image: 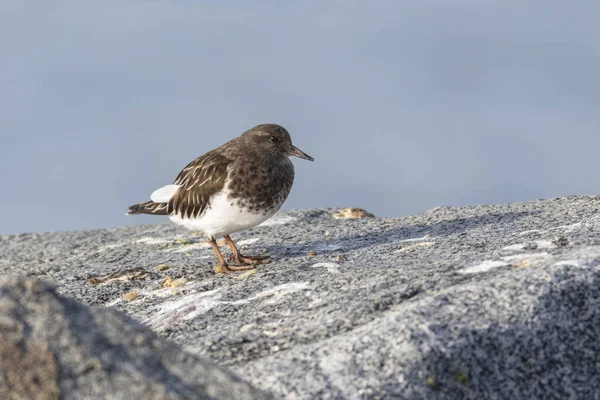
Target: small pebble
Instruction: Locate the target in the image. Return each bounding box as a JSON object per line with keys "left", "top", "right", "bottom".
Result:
{"left": 235, "top": 270, "right": 257, "bottom": 280}
{"left": 552, "top": 236, "right": 569, "bottom": 247}
{"left": 163, "top": 276, "right": 188, "bottom": 288}
{"left": 123, "top": 291, "right": 138, "bottom": 302}
{"left": 171, "top": 278, "right": 188, "bottom": 288}
{"left": 332, "top": 207, "right": 375, "bottom": 219}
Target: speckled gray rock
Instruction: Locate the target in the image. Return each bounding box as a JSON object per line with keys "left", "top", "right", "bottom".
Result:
{"left": 1, "top": 196, "right": 600, "bottom": 399}
{"left": 0, "top": 276, "right": 270, "bottom": 400}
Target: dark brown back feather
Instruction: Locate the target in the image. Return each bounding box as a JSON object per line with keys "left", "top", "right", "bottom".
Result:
{"left": 167, "top": 148, "right": 231, "bottom": 219}
{"left": 127, "top": 146, "right": 232, "bottom": 218}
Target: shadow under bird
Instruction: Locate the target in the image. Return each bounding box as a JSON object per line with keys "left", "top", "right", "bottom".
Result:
{"left": 127, "top": 124, "right": 314, "bottom": 273}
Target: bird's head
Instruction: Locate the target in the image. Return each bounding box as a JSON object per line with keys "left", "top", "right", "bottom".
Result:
{"left": 241, "top": 124, "right": 314, "bottom": 161}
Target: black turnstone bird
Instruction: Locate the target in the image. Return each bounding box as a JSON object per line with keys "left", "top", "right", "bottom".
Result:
{"left": 127, "top": 124, "right": 314, "bottom": 273}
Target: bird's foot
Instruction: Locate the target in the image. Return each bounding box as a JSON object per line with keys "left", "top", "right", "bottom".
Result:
{"left": 214, "top": 263, "right": 231, "bottom": 275}
{"left": 215, "top": 262, "right": 256, "bottom": 274}
{"left": 228, "top": 253, "right": 271, "bottom": 265}
{"left": 225, "top": 263, "right": 257, "bottom": 271}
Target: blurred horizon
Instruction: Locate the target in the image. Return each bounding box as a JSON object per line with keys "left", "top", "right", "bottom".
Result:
{"left": 2, "top": 1, "right": 600, "bottom": 234}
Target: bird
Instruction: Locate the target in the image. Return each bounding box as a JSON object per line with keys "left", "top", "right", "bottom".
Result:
{"left": 127, "top": 123, "right": 314, "bottom": 274}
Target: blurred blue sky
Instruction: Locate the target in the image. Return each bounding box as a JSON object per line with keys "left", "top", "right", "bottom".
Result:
{"left": 2, "top": 1, "right": 600, "bottom": 233}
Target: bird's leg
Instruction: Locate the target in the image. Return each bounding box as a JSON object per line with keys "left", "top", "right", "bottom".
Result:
{"left": 224, "top": 235, "right": 271, "bottom": 265}
{"left": 207, "top": 236, "right": 231, "bottom": 274}
{"left": 207, "top": 236, "right": 254, "bottom": 274}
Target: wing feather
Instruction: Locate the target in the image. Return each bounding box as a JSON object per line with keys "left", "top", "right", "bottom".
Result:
{"left": 167, "top": 150, "right": 231, "bottom": 219}
{"left": 150, "top": 184, "right": 180, "bottom": 203}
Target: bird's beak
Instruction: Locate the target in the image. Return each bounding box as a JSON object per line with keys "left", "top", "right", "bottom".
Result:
{"left": 288, "top": 145, "right": 314, "bottom": 161}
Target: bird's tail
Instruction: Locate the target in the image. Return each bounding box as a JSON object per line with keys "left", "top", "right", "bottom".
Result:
{"left": 126, "top": 201, "right": 169, "bottom": 216}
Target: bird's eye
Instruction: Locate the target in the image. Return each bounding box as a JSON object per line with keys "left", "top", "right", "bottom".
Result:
{"left": 269, "top": 136, "right": 278, "bottom": 143}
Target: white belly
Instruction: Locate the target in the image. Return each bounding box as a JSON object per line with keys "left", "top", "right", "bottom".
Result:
{"left": 169, "top": 189, "right": 280, "bottom": 237}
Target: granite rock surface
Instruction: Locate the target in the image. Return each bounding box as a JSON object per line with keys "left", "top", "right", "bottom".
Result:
{"left": 1, "top": 196, "right": 600, "bottom": 399}
{"left": 0, "top": 276, "right": 270, "bottom": 400}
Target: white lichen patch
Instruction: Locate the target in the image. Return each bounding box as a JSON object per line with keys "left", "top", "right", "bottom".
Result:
{"left": 307, "top": 297, "right": 324, "bottom": 308}
{"left": 529, "top": 239, "right": 555, "bottom": 249}
{"left": 458, "top": 260, "right": 509, "bottom": 274}
{"left": 550, "top": 221, "right": 582, "bottom": 233}
{"left": 394, "top": 241, "right": 436, "bottom": 253}
{"left": 144, "top": 289, "right": 224, "bottom": 329}
{"left": 230, "top": 282, "right": 311, "bottom": 306}
{"left": 259, "top": 213, "right": 297, "bottom": 227}
{"left": 311, "top": 263, "right": 341, "bottom": 274}
{"left": 105, "top": 297, "right": 124, "bottom": 307}
{"left": 518, "top": 229, "right": 544, "bottom": 236}
{"left": 459, "top": 252, "right": 554, "bottom": 274}
{"left": 164, "top": 243, "right": 211, "bottom": 253}
{"left": 503, "top": 243, "right": 529, "bottom": 251}
{"left": 553, "top": 260, "right": 581, "bottom": 267}
{"left": 398, "top": 235, "right": 433, "bottom": 243}
{"left": 501, "top": 252, "right": 551, "bottom": 263}
{"left": 503, "top": 240, "right": 556, "bottom": 251}
{"left": 143, "top": 281, "right": 311, "bottom": 330}
{"left": 314, "top": 244, "right": 345, "bottom": 252}
{"left": 518, "top": 220, "right": 583, "bottom": 237}
{"left": 97, "top": 243, "right": 126, "bottom": 252}
{"left": 237, "top": 238, "right": 261, "bottom": 246}
{"left": 136, "top": 237, "right": 174, "bottom": 245}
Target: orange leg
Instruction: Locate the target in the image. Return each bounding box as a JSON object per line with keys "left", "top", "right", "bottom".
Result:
{"left": 224, "top": 235, "right": 271, "bottom": 266}
{"left": 207, "top": 236, "right": 254, "bottom": 273}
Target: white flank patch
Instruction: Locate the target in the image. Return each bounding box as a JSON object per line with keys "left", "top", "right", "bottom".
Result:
{"left": 169, "top": 188, "right": 280, "bottom": 236}
{"left": 150, "top": 184, "right": 180, "bottom": 203}
{"left": 311, "top": 263, "right": 341, "bottom": 274}
{"left": 458, "top": 260, "right": 509, "bottom": 274}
